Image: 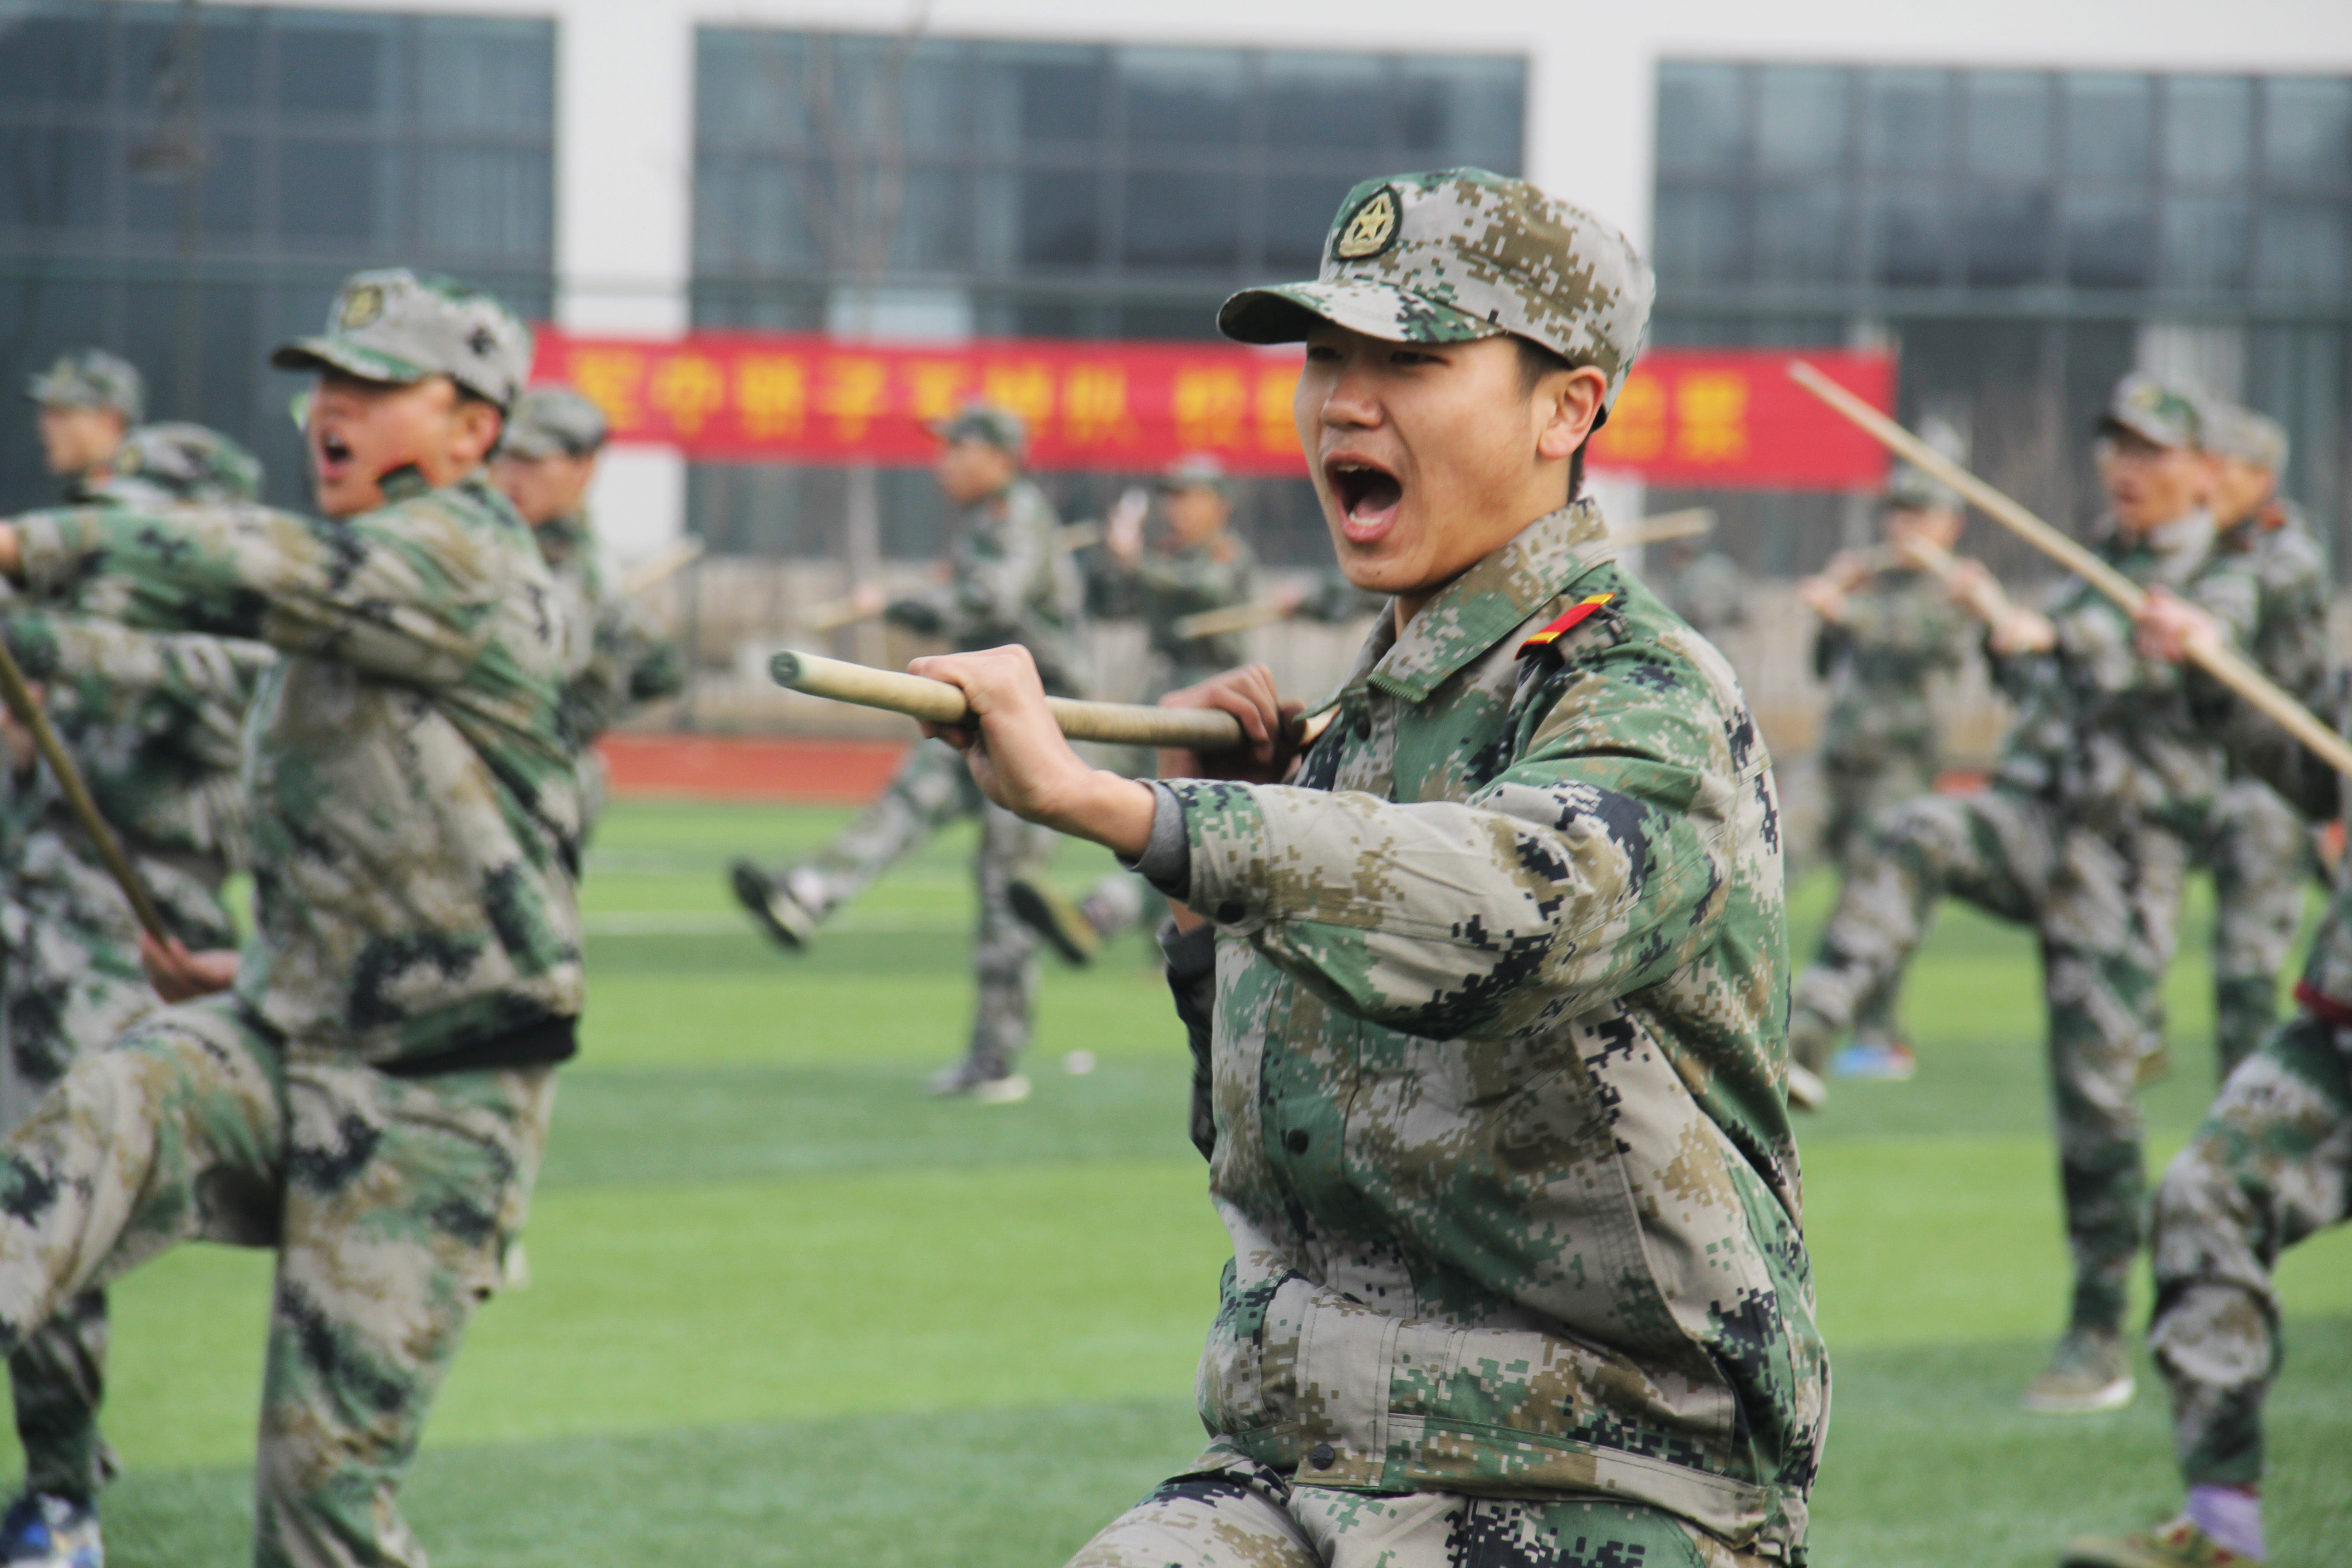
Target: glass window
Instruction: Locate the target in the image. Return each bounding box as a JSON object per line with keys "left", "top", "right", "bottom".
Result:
{"left": 1121, "top": 169, "right": 1241, "bottom": 269}
{"left": 1758, "top": 66, "right": 1849, "bottom": 176}
{"left": 1652, "top": 187, "right": 1743, "bottom": 285}
{"left": 1264, "top": 172, "right": 1361, "bottom": 272}
{"left": 970, "top": 43, "right": 1106, "bottom": 150}
{"left": 1263, "top": 53, "right": 1388, "bottom": 153}
{"left": 2161, "top": 196, "right": 2251, "bottom": 290}
{"left": 1965, "top": 187, "right": 2052, "bottom": 285}
{"left": 698, "top": 32, "right": 807, "bottom": 146}
{"left": 1755, "top": 183, "right": 1847, "bottom": 282}
{"left": 1016, "top": 169, "right": 1099, "bottom": 266}
{"left": 0, "top": 10, "right": 109, "bottom": 106}
{"left": 1965, "top": 72, "right": 2053, "bottom": 183}
{"left": 1868, "top": 185, "right": 1947, "bottom": 285}
{"left": 897, "top": 41, "right": 972, "bottom": 150}
{"left": 276, "top": 19, "right": 390, "bottom": 119}
{"left": 278, "top": 140, "right": 379, "bottom": 242}
{"left": 1865, "top": 68, "right": 1948, "bottom": 174}
{"left": 1399, "top": 56, "right": 1524, "bottom": 171}
{"left": 2255, "top": 200, "right": 2350, "bottom": 293}
{"left": 2064, "top": 193, "right": 2153, "bottom": 288}
{"left": 419, "top": 19, "right": 555, "bottom": 134}
{"left": 2263, "top": 78, "right": 2352, "bottom": 188}
{"left": 0, "top": 127, "right": 109, "bottom": 233}
{"left": 1657, "top": 62, "right": 1744, "bottom": 176}
{"left": 2164, "top": 77, "right": 2253, "bottom": 186}
{"left": 887, "top": 167, "right": 974, "bottom": 271}
{"left": 1120, "top": 49, "right": 1250, "bottom": 149}
{"left": 419, "top": 148, "right": 551, "bottom": 261}
{"left": 2063, "top": 74, "right": 2152, "bottom": 184}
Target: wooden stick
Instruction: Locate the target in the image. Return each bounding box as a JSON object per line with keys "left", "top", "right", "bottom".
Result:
{"left": 1172, "top": 600, "right": 1294, "bottom": 641}
{"left": 1611, "top": 507, "right": 1717, "bottom": 547}
{"left": 0, "top": 638, "right": 168, "bottom": 941}
{"left": 769, "top": 648, "right": 1254, "bottom": 750}
{"left": 801, "top": 597, "right": 879, "bottom": 634}
{"left": 1788, "top": 359, "right": 2352, "bottom": 779}
{"left": 1060, "top": 521, "right": 1104, "bottom": 550}
{"left": 619, "top": 537, "right": 705, "bottom": 596}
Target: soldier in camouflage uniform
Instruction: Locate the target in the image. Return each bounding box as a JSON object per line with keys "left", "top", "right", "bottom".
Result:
{"left": 1785, "top": 375, "right": 2280, "bottom": 1415}
{"left": 731, "top": 402, "right": 1085, "bottom": 1102}
{"left": 2062, "top": 631, "right": 2351, "bottom": 1568}
{"left": 24, "top": 351, "right": 142, "bottom": 503}
{"left": 903, "top": 170, "right": 1825, "bottom": 1568}
{"left": 2193, "top": 404, "right": 2328, "bottom": 1085}
{"left": 0, "top": 268, "right": 580, "bottom": 1568}
{"left": 1793, "top": 463, "right": 1975, "bottom": 1081}
{"left": 490, "top": 385, "right": 686, "bottom": 832}
{"left": 1015, "top": 455, "right": 1256, "bottom": 966}
{"left": 0, "top": 421, "right": 275, "bottom": 1568}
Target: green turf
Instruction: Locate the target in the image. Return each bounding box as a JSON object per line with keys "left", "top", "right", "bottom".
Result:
{"left": 16, "top": 799, "right": 2351, "bottom": 1567}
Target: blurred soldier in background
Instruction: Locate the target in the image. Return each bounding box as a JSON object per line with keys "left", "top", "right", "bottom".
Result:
{"left": 1013, "top": 454, "right": 1253, "bottom": 966}
{"left": 1785, "top": 375, "right": 2269, "bottom": 1415}
{"left": 730, "top": 401, "right": 1084, "bottom": 1102}
{"left": 25, "top": 352, "right": 142, "bottom": 503}
{"left": 0, "top": 421, "right": 274, "bottom": 1568}
{"left": 1647, "top": 530, "right": 1748, "bottom": 642}
{"left": 491, "top": 385, "right": 685, "bottom": 832}
{"left": 1794, "top": 461, "right": 1975, "bottom": 1082}
{"left": 2193, "top": 403, "right": 2327, "bottom": 1086}
{"left": 0, "top": 268, "right": 581, "bottom": 1568}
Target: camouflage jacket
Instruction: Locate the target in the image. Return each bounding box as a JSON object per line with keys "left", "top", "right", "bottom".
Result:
{"left": 12, "top": 468, "right": 584, "bottom": 1070}
{"left": 1162, "top": 501, "right": 1822, "bottom": 1554}
{"left": 1812, "top": 566, "right": 1970, "bottom": 767}
{"left": 1093, "top": 532, "right": 1257, "bottom": 679}
{"left": 1991, "top": 512, "right": 2262, "bottom": 837}
{"left": 1654, "top": 550, "right": 1748, "bottom": 641}
{"left": 534, "top": 511, "right": 685, "bottom": 745}
{"left": 888, "top": 478, "right": 1087, "bottom": 695}
{"left": 3, "top": 612, "right": 272, "bottom": 877}
{"left": 2219, "top": 497, "right": 2330, "bottom": 713}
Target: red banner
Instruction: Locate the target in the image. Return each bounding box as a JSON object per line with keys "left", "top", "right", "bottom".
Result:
{"left": 532, "top": 331, "right": 1893, "bottom": 492}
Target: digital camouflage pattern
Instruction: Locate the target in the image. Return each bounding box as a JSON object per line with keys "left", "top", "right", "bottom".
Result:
{"left": 1154, "top": 501, "right": 1821, "bottom": 1557}
{"left": 2148, "top": 1009, "right": 2349, "bottom": 1490}
{"left": 272, "top": 270, "right": 534, "bottom": 410}
{"left": 886, "top": 476, "right": 1087, "bottom": 696}
{"left": 532, "top": 509, "right": 685, "bottom": 825}
{"left": 0, "top": 994, "right": 554, "bottom": 1568}
{"left": 11, "top": 467, "right": 584, "bottom": 1070}
{"left": 2100, "top": 373, "right": 2206, "bottom": 452}
{"left": 1069, "top": 1448, "right": 1774, "bottom": 1568}
{"left": 1791, "top": 511, "right": 2263, "bottom": 1333}
{"left": 759, "top": 740, "right": 1054, "bottom": 1081}
{"left": 1219, "top": 170, "right": 1655, "bottom": 413}
{"left": 24, "top": 351, "right": 142, "bottom": 422}
{"left": 97, "top": 421, "right": 265, "bottom": 509}
{"left": 1091, "top": 532, "right": 1258, "bottom": 691}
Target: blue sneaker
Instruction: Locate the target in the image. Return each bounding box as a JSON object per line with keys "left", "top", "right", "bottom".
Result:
{"left": 1831, "top": 1039, "right": 1917, "bottom": 1081}
{"left": 0, "top": 1493, "right": 101, "bottom": 1568}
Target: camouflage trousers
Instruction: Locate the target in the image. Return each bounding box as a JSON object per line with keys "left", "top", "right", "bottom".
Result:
{"left": 0, "top": 831, "right": 239, "bottom": 1502}
{"left": 1818, "top": 741, "right": 1938, "bottom": 1040}
{"left": 1066, "top": 1450, "right": 1770, "bottom": 1568}
{"left": 2148, "top": 1012, "right": 2350, "bottom": 1488}
{"left": 1789, "top": 785, "right": 2187, "bottom": 1334}
{"left": 2201, "top": 779, "right": 2310, "bottom": 1080}
{"left": 0, "top": 995, "right": 554, "bottom": 1568}
{"left": 792, "top": 739, "right": 1056, "bottom": 1076}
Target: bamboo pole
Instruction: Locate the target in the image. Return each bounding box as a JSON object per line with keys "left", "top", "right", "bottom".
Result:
{"left": 1788, "top": 358, "right": 2352, "bottom": 779}
{"left": 0, "top": 639, "right": 168, "bottom": 941}
{"left": 619, "top": 537, "right": 706, "bottom": 596}
{"left": 769, "top": 648, "right": 1251, "bottom": 750}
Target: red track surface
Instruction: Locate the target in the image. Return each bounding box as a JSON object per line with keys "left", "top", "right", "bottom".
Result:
{"left": 599, "top": 733, "right": 908, "bottom": 804}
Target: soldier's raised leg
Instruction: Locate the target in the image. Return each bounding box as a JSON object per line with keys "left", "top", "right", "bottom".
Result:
{"left": 938, "top": 798, "right": 1055, "bottom": 1100}
{"left": 2207, "top": 779, "right": 2310, "bottom": 1081}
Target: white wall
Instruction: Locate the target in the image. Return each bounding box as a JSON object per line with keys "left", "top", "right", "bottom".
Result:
{"left": 308, "top": 0, "right": 2352, "bottom": 563}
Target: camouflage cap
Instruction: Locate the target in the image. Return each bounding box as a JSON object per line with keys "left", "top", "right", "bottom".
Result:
{"left": 271, "top": 268, "right": 534, "bottom": 410}
{"left": 501, "top": 385, "right": 611, "bottom": 460}
{"left": 2204, "top": 402, "right": 2288, "bottom": 471}
{"left": 26, "top": 348, "right": 144, "bottom": 421}
{"left": 927, "top": 400, "right": 1026, "bottom": 456}
{"left": 1884, "top": 463, "right": 1960, "bottom": 513}
{"left": 1217, "top": 169, "right": 1655, "bottom": 414}
{"left": 2097, "top": 372, "right": 2204, "bottom": 451}
{"left": 1157, "top": 453, "right": 1232, "bottom": 496}
{"left": 99, "top": 421, "right": 264, "bottom": 505}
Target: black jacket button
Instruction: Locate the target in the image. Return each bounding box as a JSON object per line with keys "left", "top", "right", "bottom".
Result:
{"left": 1308, "top": 1442, "right": 1336, "bottom": 1470}
{"left": 1216, "top": 900, "right": 1244, "bottom": 922}
{"left": 1284, "top": 1128, "right": 1310, "bottom": 1154}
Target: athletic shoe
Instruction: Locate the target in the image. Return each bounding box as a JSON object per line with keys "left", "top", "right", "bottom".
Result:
{"left": 1785, "top": 1062, "right": 1828, "bottom": 1112}
{"left": 1831, "top": 1039, "right": 1917, "bottom": 1080}
{"left": 924, "top": 1061, "right": 1033, "bottom": 1104}
{"left": 2063, "top": 1515, "right": 2263, "bottom": 1567}
{"left": 730, "top": 860, "right": 816, "bottom": 951}
{"left": 2023, "top": 1328, "right": 2135, "bottom": 1413}
{"left": 0, "top": 1492, "right": 101, "bottom": 1568}
{"left": 1009, "top": 878, "right": 1102, "bottom": 966}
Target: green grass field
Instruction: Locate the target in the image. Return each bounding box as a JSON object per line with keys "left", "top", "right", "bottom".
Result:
{"left": 30, "top": 799, "right": 2352, "bottom": 1566}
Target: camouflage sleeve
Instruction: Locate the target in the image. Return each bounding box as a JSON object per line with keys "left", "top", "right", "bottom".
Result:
{"left": 1156, "top": 916, "right": 1219, "bottom": 1161}
{"left": 1082, "top": 550, "right": 1145, "bottom": 620}
{"left": 7, "top": 609, "right": 270, "bottom": 707}
{"left": 1809, "top": 618, "right": 1847, "bottom": 681}
{"left": 1165, "top": 678, "right": 1735, "bottom": 1037}
{"left": 15, "top": 498, "right": 505, "bottom": 687}
{"left": 949, "top": 491, "right": 1056, "bottom": 638}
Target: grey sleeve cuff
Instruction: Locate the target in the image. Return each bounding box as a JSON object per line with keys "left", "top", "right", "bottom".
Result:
{"left": 1119, "top": 779, "right": 1191, "bottom": 898}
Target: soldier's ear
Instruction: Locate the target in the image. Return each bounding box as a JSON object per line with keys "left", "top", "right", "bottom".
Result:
{"left": 1534, "top": 366, "right": 1608, "bottom": 465}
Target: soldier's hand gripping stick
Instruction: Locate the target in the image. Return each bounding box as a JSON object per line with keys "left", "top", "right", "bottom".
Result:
{"left": 770, "top": 647, "right": 1262, "bottom": 750}
{"left": 1789, "top": 359, "right": 2352, "bottom": 779}
{"left": 0, "top": 634, "right": 169, "bottom": 941}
